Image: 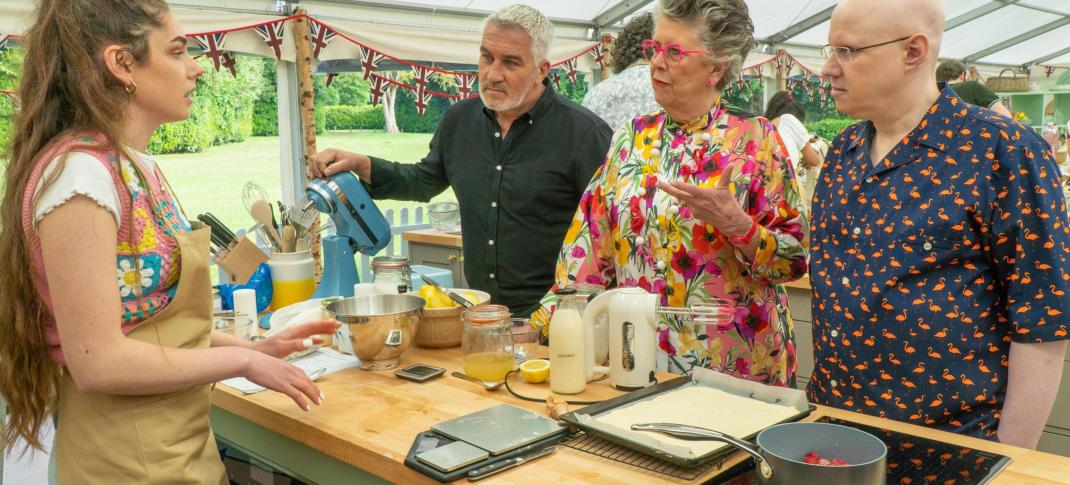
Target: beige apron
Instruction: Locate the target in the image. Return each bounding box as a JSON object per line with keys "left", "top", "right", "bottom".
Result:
{"left": 54, "top": 226, "right": 227, "bottom": 484}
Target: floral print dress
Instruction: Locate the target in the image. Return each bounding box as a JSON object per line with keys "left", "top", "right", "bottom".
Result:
{"left": 534, "top": 102, "right": 808, "bottom": 386}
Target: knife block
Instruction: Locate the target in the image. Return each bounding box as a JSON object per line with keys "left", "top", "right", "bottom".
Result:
{"left": 215, "top": 237, "right": 268, "bottom": 284}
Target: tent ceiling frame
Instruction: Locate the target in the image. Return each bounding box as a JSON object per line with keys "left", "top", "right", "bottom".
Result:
{"left": 306, "top": 0, "right": 598, "bottom": 29}
{"left": 593, "top": 0, "right": 653, "bottom": 27}
{"left": 945, "top": 0, "right": 1020, "bottom": 31}
{"left": 1026, "top": 44, "right": 1070, "bottom": 66}
{"left": 761, "top": 5, "right": 835, "bottom": 47}
{"left": 963, "top": 16, "right": 1070, "bottom": 63}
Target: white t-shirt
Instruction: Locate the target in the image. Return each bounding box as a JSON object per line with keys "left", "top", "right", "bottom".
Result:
{"left": 774, "top": 113, "right": 809, "bottom": 171}
{"left": 32, "top": 148, "right": 160, "bottom": 229}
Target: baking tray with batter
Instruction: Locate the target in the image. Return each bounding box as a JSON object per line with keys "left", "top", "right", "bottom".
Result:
{"left": 559, "top": 368, "right": 816, "bottom": 467}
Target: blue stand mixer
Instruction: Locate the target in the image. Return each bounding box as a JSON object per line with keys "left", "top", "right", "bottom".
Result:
{"left": 300, "top": 171, "right": 392, "bottom": 298}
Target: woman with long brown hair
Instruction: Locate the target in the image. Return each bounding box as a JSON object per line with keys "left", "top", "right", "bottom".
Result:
{"left": 0, "top": 1, "right": 335, "bottom": 482}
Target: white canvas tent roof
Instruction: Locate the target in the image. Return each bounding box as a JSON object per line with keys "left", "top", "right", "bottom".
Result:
{"left": 3, "top": 1, "right": 1070, "bottom": 70}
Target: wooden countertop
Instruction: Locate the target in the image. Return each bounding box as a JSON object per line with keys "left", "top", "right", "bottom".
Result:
{"left": 403, "top": 229, "right": 462, "bottom": 249}
{"left": 213, "top": 345, "right": 1070, "bottom": 484}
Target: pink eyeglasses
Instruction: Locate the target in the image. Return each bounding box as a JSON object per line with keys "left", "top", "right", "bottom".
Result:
{"left": 641, "top": 39, "right": 708, "bottom": 65}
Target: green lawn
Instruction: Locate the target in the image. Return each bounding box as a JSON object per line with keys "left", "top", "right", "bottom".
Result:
{"left": 156, "top": 130, "right": 450, "bottom": 235}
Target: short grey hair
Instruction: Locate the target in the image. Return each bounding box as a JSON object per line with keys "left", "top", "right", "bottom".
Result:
{"left": 484, "top": 4, "right": 555, "bottom": 63}
{"left": 655, "top": 0, "right": 757, "bottom": 90}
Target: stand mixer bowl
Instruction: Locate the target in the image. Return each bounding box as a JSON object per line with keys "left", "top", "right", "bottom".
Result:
{"left": 324, "top": 294, "right": 425, "bottom": 370}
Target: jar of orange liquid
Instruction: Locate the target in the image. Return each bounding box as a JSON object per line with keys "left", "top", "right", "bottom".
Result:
{"left": 266, "top": 250, "right": 316, "bottom": 311}
{"left": 461, "top": 304, "right": 514, "bottom": 382}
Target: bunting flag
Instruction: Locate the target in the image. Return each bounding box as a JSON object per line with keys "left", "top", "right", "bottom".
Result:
{"left": 447, "top": 96, "right": 460, "bottom": 106}
{"left": 308, "top": 20, "right": 337, "bottom": 59}
{"left": 563, "top": 58, "right": 579, "bottom": 84}
{"left": 359, "top": 45, "right": 386, "bottom": 81}
{"left": 253, "top": 20, "right": 287, "bottom": 60}
{"left": 191, "top": 32, "right": 228, "bottom": 71}
{"left": 453, "top": 73, "right": 476, "bottom": 98}
{"left": 589, "top": 44, "right": 605, "bottom": 70}
{"left": 0, "top": 34, "right": 12, "bottom": 52}
{"left": 1046, "top": 66, "right": 1057, "bottom": 78}
{"left": 220, "top": 52, "right": 238, "bottom": 77}
{"left": 326, "top": 73, "right": 338, "bottom": 87}
{"left": 551, "top": 72, "right": 562, "bottom": 91}
{"left": 411, "top": 66, "right": 434, "bottom": 116}
{"left": 369, "top": 74, "right": 387, "bottom": 107}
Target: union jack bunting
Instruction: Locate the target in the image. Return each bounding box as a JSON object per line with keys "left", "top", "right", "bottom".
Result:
{"left": 191, "top": 32, "right": 228, "bottom": 71}
{"left": 0, "top": 35, "right": 12, "bottom": 52}
{"left": 220, "top": 52, "right": 238, "bottom": 77}
{"left": 588, "top": 44, "right": 605, "bottom": 70}
{"left": 308, "top": 20, "right": 337, "bottom": 59}
{"left": 253, "top": 20, "right": 286, "bottom": 60}
{"left": 447, "top": 96, "right": 460, "bottom": 106}
{"left": 369, "top": 74, "right": 387, "bottom": 107}
{"left": 562, "top": 58, "right": 579, "bottom": 84}
{"left": 326, "top": 73, "right": 337, "bottom": 87}
{"left": 452, "top": 73, "right": 476, "bottom": 98}
{"left": 359, "top": 46, "right": 386, "bottom": 81}
{"left": 411, "top": 66, "right": 434, "bottom": 116}
{"left": 551, "top": 72, "right": 562, "bottom": 91}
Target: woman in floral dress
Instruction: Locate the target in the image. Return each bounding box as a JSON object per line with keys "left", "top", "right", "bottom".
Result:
{"left": 534, "top": 0, "right": 808, "bottom": 386}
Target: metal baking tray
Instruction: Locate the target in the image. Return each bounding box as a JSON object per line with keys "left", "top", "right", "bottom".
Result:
{"left": 559, "top": 375, "right": 816, "bottom": 468}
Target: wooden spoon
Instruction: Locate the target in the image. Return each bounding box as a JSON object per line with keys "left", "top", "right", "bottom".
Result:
{"left": 281, "top": 225, "right": 296, "bottom": 253}
{"left": 251, "top": 200, "right": 282, "bottom": 249}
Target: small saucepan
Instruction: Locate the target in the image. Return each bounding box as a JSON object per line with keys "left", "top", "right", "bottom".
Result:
{"left": 632, "top": 421, "right": 887, "bottom": 485}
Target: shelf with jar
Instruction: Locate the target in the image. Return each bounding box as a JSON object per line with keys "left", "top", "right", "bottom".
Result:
{"left": 998, "top": 90, "right": 1070, "bottom": 130}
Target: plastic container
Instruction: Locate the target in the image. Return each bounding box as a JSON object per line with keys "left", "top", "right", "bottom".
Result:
{"left": 461, "top": 304, "right": 514, "bottom": 382}
{"left": 266, "top": 250, "right": 315, "bottom": 311}
{"left": 571, "top": 283, "right": 607, "bottom": 368}
{"left": 372, "top": 256, "right": 411, "bottom": 295}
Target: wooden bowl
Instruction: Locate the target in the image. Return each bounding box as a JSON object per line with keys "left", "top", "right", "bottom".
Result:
{"left": 412, "top": 289, "right": 490, "bottom": 348}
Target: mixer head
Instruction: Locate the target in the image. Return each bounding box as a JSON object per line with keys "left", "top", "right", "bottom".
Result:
{"left": 302, "top": 172, "right": 391, "bottom": 255}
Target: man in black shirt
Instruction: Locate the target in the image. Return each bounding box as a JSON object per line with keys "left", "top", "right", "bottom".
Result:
{"left": 309, "top": 5, "right": 613, "bottom": 316}
{"left": 935, "top": 59, "right": 1012, "bottom": 116}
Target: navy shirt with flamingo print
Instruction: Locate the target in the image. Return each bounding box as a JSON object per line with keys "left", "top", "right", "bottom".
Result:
{"left": 807, "top": 87, "right": 1070, "bottom": 440}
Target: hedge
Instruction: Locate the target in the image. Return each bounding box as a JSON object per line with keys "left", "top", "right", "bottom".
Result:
{"left": 149, "top": 56, "right": 265, "bottom": 153}
{"left": 805, "top": 117, "right": 858, "bottom": 141}
{"left": 324, "top": 105, "right": 385, "bottom": 130}
{"left": 0, "top": 48, "right": 23, "bottom": 156}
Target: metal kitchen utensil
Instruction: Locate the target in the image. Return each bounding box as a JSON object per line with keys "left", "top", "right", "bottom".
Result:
{"left": 324, "top": 294, "right": 424, "bottom": 370}
{"left": 450, "top": 371, "right": 504, "bottom": 391}
{"left": 241, "top": 181, "right": 270, "bottom": 216}
{"left": 632, "top": 423, "right": 773, "bottom": 479}
{"left": 420, "top": 274, "right": 474, "bottom": 308}
{"left": 466, "top": 445, "right": 556, "bottom": 480}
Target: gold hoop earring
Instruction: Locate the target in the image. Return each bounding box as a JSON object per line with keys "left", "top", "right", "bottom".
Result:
{"left": 124, "top": 81, "right": 138, "bottom": 95}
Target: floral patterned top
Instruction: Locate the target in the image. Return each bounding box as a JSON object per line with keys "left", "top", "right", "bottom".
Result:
{"left": 533, "top": 102, "right": 809, "bottom": 386}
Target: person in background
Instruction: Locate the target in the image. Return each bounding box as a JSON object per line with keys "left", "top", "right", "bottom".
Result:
{"left": 935, "top": 59, "right": 1012, "bottom": 116}
{"left": 534, "top": 0, "right": 807, "bottom": 385}
{"left": 582, "top": 13, "right": 660, "bottom": 130}
{"left": 764, "top": 91, "right": 822, "bottom": 213}
{"left": 809, "top": 0, "right": 1069, "bottom": 449}
{"left": 308, "top": 5, "right": 612, "bottom": 317}
{"left": 0, "top": 1, "right": 335, "bottom": 482}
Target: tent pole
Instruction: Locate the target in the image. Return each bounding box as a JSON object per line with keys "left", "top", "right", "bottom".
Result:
{"left": 292, "top": 8, "right": 323, "bottom": 279}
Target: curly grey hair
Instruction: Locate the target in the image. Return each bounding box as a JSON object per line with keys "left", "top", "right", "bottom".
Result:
{"left": 655, "top": 0, "right": 757, "bottom": 90}
{"left": 485, "top": 4, "right": 555, "bottom": 64}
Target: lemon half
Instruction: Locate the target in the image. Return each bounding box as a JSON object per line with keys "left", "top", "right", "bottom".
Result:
{"left": 519, "top": 359, "right": 550, "bottom": 384}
